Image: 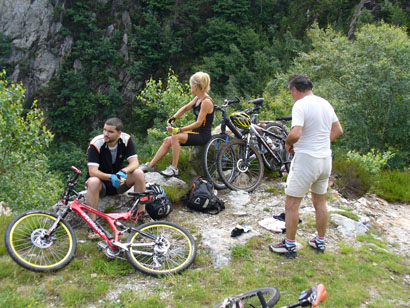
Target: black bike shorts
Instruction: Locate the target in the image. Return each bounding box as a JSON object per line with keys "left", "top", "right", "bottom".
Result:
{"left": 183, "top": 132, "right": 211, "bottom": 146}
{"left": 86, "top": 179, "right": 130, "bottom": 197}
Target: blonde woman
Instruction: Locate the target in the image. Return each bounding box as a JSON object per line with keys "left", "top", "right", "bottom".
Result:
{"left": 140, "top": 72, "right": 214, "bottom": 176}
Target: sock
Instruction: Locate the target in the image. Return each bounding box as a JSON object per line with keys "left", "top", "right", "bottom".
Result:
{"left": 285, "top": 238, "right": 296, "bottom": 247}
{"left": 315, "top": 236, "right": 325, "bottom": 243}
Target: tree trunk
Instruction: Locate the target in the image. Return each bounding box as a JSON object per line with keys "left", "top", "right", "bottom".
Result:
{"left": 348, "top": 0, "right": 371, "bottom": 40}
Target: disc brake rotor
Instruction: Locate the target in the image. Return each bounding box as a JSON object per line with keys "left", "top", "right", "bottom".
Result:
{"left": 31, "top": 228, "right": 53, "bottom": 248}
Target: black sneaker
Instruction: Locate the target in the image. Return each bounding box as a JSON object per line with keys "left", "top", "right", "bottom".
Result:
{"left": 308, "top": 237, "right": 325, "bottom": 253}
{"left": 269, "top": 239, "right": 297, "bottom": 258}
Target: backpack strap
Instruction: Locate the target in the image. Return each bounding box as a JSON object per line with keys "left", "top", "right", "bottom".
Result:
{"left": 189, "top": 176, "right": 202, "bottom": 200}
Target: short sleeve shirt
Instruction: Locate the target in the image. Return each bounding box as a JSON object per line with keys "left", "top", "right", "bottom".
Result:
{"left": 87, "top": 133, "right": 138, "bottom": 178}
{"left": 291, "top": 95, "right": 338, "bottom": 158}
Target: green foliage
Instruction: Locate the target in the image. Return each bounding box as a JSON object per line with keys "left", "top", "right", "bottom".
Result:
{"left": 1, "top": 158, "right": 63, "bottom": 211}
{"left": 47, "top": 141, "right": 88, "bottom": 178}
{"left": 268, "top": 23, "right": 410, "bottom": 167}
{"left": 0, "top": 72, "right": 62, "bottom": 211}
{"left": 372, "top": 169, "right": 410, "bottom": 203}
{"left": 163, "top": 185, "right": 186, "bottom": 203}
{"left": 130, "top": 8, "right": 182, "bottom": 79}
{"left": 333, "top": 152, "right": 409, "bottom": 201}
{"left": 261, "top": 86, "right": 294, "bottom": 120}
{"left": 0, "top": 215, "right": 12, "bottom": 256}
{"left": 333, "top": 155, "right": 373, "bottom": 198}
{"left": 346, "top": 149, "right": 395, "bottom": 175}
{"left": 0, "top": 72, "right": 53, "bottom": 173}
{"left": 39, "top": 0, "right": 129, "bottom": 146}
{"left": 135, "top": 70, "right": 193, "bottom": 157}
{"left": 354, "top": 1, "right": 410, "bottom": 31}
{"left": 0, "top": 33, "right": 12, "bottom": 75}
{"left": 331, "top": 210, "right": 360, "bottom": 222}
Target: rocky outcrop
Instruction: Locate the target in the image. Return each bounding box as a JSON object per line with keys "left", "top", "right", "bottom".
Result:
{"left": 0, "top": 0, "right": 71, "bottom": 99}
{"left": 0, "top": 0, "right": 139, "bottom": 102}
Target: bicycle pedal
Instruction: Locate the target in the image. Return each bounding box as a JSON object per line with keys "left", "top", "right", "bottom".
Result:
{"left": 97, "top": 241, "right": 108, "bottom": 251}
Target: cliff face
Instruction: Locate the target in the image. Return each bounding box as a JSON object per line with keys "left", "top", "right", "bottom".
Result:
{"left": 0, "top": 0, "right": 73, "bottom": 100}
{"left": 0, "top": 0, "right": 139, "bottom": 104}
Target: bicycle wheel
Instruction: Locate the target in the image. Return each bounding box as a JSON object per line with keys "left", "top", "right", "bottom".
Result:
{"left": 202, "top": 134, "right": 230, "bottom": 190}
{"left": 217, "top": 139, "right": 264, "bottom": 192}
{"left": 5, "top": 210, "right": 77, "bottom": 272}
{"left": 262, "top": 123, "right": 291, "bottom": 172}
{"left": 212, "top": 287, "right": 280, "bottom": 308}
{"left": 126, "top": 221, "right": 196, "bottom": 276}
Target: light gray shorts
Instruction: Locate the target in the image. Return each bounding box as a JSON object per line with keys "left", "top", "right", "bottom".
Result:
{"left": 285, "top": 153, "right": 332, "bottom": 198}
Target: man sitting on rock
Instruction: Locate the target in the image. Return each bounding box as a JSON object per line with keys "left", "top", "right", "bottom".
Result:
{"left": 85, "top": 117, "right": 146, "bottom": 239}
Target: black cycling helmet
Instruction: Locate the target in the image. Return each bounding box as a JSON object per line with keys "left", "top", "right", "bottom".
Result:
{"left": 230, "top": 112, "right": 251, "bottom": 128}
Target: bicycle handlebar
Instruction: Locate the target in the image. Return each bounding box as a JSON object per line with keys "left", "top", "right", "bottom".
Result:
{"left": 215, "top": 97, "right": 264, "bottom": 114}
{"left": 223, "top": 96, "right": 240, "bottom": 106}
{"left": 283, "top": 284, "right": 328, "bottom": 308}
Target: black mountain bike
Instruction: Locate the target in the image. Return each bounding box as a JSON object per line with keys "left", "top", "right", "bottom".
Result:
{"left": 216, "top": 116, "right": 293, "bottom": 192}
{"left": 212, "top": 283, "right": 328, "bottom": 308}
{"left": 258, "top": 116, "right": 292, "bottom": 173}
{"left": 202, "top": 97, "right": 264, "bottom": 190}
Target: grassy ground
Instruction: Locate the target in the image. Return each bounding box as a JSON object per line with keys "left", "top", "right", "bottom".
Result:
{"left": 0, "top": 221, "right": 409, "bottom": 308}
{"left": 1, "top": 155, "right": 409, "bottom": 307}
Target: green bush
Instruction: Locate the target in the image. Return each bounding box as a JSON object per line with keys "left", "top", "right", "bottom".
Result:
{"left": 47, "top": 141, "right": 88, "bottom": 178}
{"left": 267, "top": 23, "right": 410, "bottom": 167}
{"left": 0, "top": 215, "right": 12, "bottom": 256}
{"left": 346, "top": 149, "right": 395, "bottom": 175}
{"left": 333, "top": 153, "right": 409, "bottom": 202}
{"left": 135, "top": 70, "right": 194, "bottom": 158}
{"left": 0, "top": 72, "right": 63, "bottom": 212}
{"left": 333, "top": 155, "right": 372, "bottom": 198}
{"left": 372, "top": 169, "right": 410, "bottom": 203}
{"left": 1, "top": 158, "right": 63, "bottom": 212}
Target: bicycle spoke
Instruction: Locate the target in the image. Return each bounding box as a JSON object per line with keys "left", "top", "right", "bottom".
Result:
{"left": 127, "top": 222, "right": 195, "bottom": 275}
{"left": 218, "top": 140, "right": 263, "bottom": 191}
{"left": 6, "top": 212, "right": 76, "bottom": 271}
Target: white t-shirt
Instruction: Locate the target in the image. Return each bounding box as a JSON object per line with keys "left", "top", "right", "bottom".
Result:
{"left": 291, "top": 95, "right": 338, "bottom": 158}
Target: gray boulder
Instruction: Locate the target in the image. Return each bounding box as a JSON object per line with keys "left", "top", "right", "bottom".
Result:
{"left": 331, "top": 213, "right": 368, "bottom": 237}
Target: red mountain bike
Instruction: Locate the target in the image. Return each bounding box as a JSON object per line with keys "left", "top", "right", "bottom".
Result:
{"left": 5, "top": 166, "right": 196, "bottom": 276}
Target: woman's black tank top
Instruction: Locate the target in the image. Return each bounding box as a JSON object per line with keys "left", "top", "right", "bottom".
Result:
{"left": 192, "top": 96, "right": 214, "bottom": 134}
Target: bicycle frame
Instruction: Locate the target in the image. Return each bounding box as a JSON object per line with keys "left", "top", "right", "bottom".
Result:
{"left": 50, "top": 166, "right": 158, "bottom": 253}
{"left": 239, "top": 123, "right": 285, "bottom": 167}
{"left": 217, "top": 97, "right": 264, "bottom": 139}
{"left": 215, "top": 99, "right": 264, "bottom": 163}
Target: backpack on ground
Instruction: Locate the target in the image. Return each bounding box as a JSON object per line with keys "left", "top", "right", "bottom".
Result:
{"left": 183, "top": 176, "right": 225, "bottom": 214}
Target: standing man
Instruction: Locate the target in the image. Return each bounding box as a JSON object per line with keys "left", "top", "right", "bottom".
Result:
{"left": 269, "top": 74, "right": 343, "bottom": 258}
{"left": 86, "top": 117, "right": 146, "bottom": 239}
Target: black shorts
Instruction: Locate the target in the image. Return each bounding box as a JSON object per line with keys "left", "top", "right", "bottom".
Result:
{"left": 183, "top": 132, "right": 211, "bottom": 146}
{"left": 86, "top": 180, "right": 130, "bottom": 197}
{"left": 101, "top": 181, "right": 131, "bottom": 196}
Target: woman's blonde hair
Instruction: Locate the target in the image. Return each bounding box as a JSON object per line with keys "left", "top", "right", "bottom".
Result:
{"left": 190, "top": 71, "right": 211, "bottom": 93}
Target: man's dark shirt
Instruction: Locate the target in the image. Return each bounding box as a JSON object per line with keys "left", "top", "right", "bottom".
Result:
{"left": 86, "top": 133, "right": 137, "bottom": 179}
